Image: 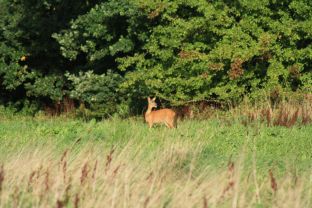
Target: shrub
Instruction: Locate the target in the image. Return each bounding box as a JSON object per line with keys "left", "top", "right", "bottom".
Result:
{"left": 66, "top": 70, "right": 124, "bottom": 118}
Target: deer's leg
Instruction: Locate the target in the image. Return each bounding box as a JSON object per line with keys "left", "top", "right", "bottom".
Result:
{"left": 165, "top": 121, "right": 173, "bottom": 128}
{"left": 172, "top": 120, "right": 177, "bottom": 128}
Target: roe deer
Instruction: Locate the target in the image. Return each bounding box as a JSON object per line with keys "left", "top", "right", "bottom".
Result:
{"left": 145, "top": 97, "right": 177, "bottom": 128}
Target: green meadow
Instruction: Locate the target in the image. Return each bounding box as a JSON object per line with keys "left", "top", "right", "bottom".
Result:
{"left": 0, "top": 112, "right": 312, "bottom": 207}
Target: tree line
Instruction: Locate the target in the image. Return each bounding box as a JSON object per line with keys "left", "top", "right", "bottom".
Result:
{"left": 0, "top": 0, "right": 311, "bottom": 117}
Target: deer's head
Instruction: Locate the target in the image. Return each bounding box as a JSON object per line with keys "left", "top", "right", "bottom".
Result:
{"left": 147, "top": 97, "right": 157, "bottom": 109}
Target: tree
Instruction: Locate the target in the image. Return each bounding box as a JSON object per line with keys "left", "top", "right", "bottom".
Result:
{"left": 0, "top": 0, "right": 100, "bottom": 104}
{"left": 1, "top": 0, "right": 311, "bottom": 116}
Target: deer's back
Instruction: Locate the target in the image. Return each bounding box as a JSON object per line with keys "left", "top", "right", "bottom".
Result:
{"left": 147, "top": 109, "right": 176, "bottom": 122}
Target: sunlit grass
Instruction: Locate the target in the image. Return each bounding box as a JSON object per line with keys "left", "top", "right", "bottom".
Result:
{"left": 0, "top": 114, "right": 311, "bottom": 207}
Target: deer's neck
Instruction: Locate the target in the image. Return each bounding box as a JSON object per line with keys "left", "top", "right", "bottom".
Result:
{"left": 145, "top": 107, "right": 153, "bottom": 117}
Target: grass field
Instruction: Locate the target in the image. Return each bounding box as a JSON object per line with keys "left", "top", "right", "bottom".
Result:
{"left": 0, "top": 111, "right": 312, "bottom": 207}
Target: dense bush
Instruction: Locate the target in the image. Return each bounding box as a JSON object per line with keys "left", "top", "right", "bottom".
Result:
{"left": 0, "top": 0, "right": 311, "bottom": 116}
{"left": 66, "top": 70, "right": 124, "bottom": 118}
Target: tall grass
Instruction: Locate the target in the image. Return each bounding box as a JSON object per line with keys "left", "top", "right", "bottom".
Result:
{"left": 1, "top": 139, "right": 312, "bottom": 207}
{"left": 0, "top": 106, "right": 312, "bottom": 207}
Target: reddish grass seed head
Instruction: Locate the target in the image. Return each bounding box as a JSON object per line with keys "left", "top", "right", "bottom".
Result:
{"left": 81, "top": 162, "right": 89, "bottom": 185}
{"left": 0, "top": 164, "right": 4, "bottom": 193}
{"left": 269, "top": 169, "right": 277, "bottom": 193}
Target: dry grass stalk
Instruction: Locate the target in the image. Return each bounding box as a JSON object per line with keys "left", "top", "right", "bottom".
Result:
{"left": 240, "top": 97, "right": 312, "bottom": 128}
{"left": 274, "top": 106, "right": 304, "bottom": 128}
{"left": 92, "top": 160, "right": 98, "bottom": 180}
{"left": 252, "top": 143, "right": 261, "bottom": 204}
{"left": 44, "top": 168, "right": 50, "bottom": 192}
{"left": 60, "top": 149, "right": 69, "bottom": 164}
{"left": 282, "top": 109, "right": 290, "bottom": 127}
{"left": 267, "top": 108, "right": 272, "bottom": 126}
{"left": 80, "top": 162, "right": 89, "bottom": 185}
{"left": 242, "top": 110, "right": 258, "bottom": 126}
{"left": 56, "top": 179, "right": 72, "bottom": 208}
{"left": 105, "top": 149, "right": 115, "bottom": 173}
{"left": 143, "top": 196, "right": 150, "bottom": 208}
{"left": 0, "top": 164, "right": 4, "bottom": 193}
{"left": 146, "top": 171, "right": 154, "bottom": 183}
{"left": 269, "top": 169, "right": 277, "bottom": 193}
{"left": 222, "top": 160, "right": 235, "bottom": 198}
{"left": 12, "top": 186, "right": 20, "bottom": 208}
{"left": 203, "top": 196, "right": 208, "bottom": 208}
{"left": 273, "top": 107, "right": 285, "bottom": 126}
{"left": 73, "top": 193, "right": 80, "bottom": 208}
{"left": 56, "top": 200, "right": 65, "bottom": 208}
{"left": 302, "top": 107, "right": 312, "bottom": 125}
{"left": 27, "top": 170, "right": 36, "bottom": 192}
{"left": 288, "top": 108, "right": 299, "bottom": 127}
{"left": 112, "top": 165, "right": 121, "bottom": 178}
{"left": 57, "top": 150, "right": 69, "bottom": 184}
{"left": 36, "top": 164, "right": 43, "bottom": 180}
{"left": 1, "top": 141, "right": 312, "bottom": 207}
{"left": 62, "top": 160, "right": 67, "bottom": 183}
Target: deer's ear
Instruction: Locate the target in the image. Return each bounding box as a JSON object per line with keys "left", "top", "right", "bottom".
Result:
{"left": 147, "top": 97, "right": 151, "bottom": 101}
{"left": 152, "top": 97, "right": 156, "bottom": 101}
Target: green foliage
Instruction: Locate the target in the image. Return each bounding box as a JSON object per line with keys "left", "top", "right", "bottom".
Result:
{"left": 56, "top": 0, "right": 312, "bottom": 107}
{"left": 0, "top": 0, "right": 311, "bottom": 115}
{"left": 0, "top": 0, "right": 100, "bottom": 101}
{"left": 53, "top": 0, "right": 142, "bottom": 62}
{"left": 66, "top": 70, "right": 124, "bottom": 117}
{"left": 24, "top": 75, "right": 65, "bottom": 100}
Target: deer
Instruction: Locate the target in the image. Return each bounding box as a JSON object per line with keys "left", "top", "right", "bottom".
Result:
{"left": 145, "top": 97, "right": 177, "bottom": 128}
